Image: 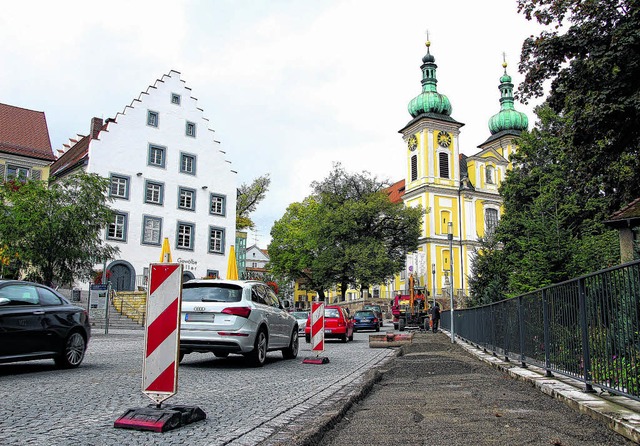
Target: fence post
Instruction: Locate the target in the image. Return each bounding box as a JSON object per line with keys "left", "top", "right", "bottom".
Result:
{"left": 503, "top": 303, "right": 510, "bottom": 362}
{"left": 518, "top": 296, "right": 527, "bottom": 368}
{"left": 578, "top": 278, "right": 595, "bottom": 393}
{"left": 490, "top": 305, "right": 497, "bottom": 357}
{"left": 542, "top": 289, "right": 553, "bottom": 377}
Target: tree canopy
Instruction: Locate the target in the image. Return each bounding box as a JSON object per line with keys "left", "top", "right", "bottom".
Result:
{"left": 268, "top": 164, "right": 422, "bottom": 300}
{"left": 0, "top": 173, "right": 119, "bottom": 286}
{"left": 517, "top": 0, "right": 640, "bottom": 212}
{"left": 236, "top": 174, "right": 270, "bottom": 230}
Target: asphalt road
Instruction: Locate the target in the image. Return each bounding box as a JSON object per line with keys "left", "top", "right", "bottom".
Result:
{"left": 0, "top": 327, "right": 394, "bottom": 446}
{"left": 302, "top": 331, "right": 636, "bottom": 446}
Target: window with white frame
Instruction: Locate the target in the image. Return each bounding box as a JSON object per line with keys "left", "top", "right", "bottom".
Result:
{"left": 171, "top": 93, "right": 181, "bottom": 105}
{"left": 180, "top": 153, "right": 196, "bottom": 175}
{"left": 177, "top": 222, "right": 194, "bottom": 250}
{"left": 485, "top": 208, "right": 499, "bottom": 236}
{"left": 209, "top": 194, "right": 226, "bottom": 216}
{"left": 148, "top": 145, "right": 166, "bottom": 168}
{"left": 186, "top": 121, "right": 196, "bottom": 137}
{"left": 107, "top": 212, "right": 127, "bottom": 241}
{"left": 6, "top": 165, "right": 29, "bottom": 181}
{"left": 145, "top": 181, "right": 164, "bottom": 205}
{"left": 142, "top": 216, "right": 162, "bottom": 245}
{"left": 208, "top": 227, "right": 225, "bottom": 254}
{"left": 486, "top": 165, "right": 495, "bottom": 184}
{"left": 147, "top": 110, "right": 159, "bottom": 127}
{"left": 109, "top": 174, "right": 129, "bottom": 199}
{"left": 178, "top": 187, "right": 195, "bottom": 211}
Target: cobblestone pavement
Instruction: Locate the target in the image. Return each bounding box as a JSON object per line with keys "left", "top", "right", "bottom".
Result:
{"left": 0, "top": 327, "right": 395, "bottom": 446}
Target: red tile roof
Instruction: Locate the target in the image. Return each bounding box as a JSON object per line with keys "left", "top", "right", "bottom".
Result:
{"left": 49, "top": 118, "right": 108, "bottom": 177}
{"left": 0, "top": 103, "right": 55, "bottom": 161}
{"left": 604, "top": 197, "right": 640, "bottom": 228}
{"left": 385, "top": 179, "right": 405, "bottom": 204}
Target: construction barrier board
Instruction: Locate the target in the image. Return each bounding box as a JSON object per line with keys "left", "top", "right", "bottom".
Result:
{"left": 141, "top": 263, "right": 183, "bottom": 404}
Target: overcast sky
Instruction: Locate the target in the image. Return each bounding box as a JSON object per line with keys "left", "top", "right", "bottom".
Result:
{"left": 1, "top": 0, "right": 543, "bottom": 247}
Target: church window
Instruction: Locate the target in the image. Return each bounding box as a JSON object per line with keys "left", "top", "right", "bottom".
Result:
{"left": 485, "top": 208, "right": 499, "bottom": 236}
{"left": 439, "top": 152, "right": 449, "bottom": 179}
{"left": 411, "top": 155, "right": 417, "bottom": 181}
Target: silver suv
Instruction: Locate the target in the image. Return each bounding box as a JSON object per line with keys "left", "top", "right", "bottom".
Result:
{"left": 179, "top": 279, "right": 298, "bottom": 367}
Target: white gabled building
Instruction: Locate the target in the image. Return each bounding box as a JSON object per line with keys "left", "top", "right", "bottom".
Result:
{"left": 50, "top": 70, "right": 237, "bottom": 290}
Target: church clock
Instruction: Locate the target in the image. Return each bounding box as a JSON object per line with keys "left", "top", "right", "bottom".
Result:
{"left": 407, "top": 134, "right": 418, "bottom": 151}
{"left": 437, "top": 131, "right": 452, "bottom": 148}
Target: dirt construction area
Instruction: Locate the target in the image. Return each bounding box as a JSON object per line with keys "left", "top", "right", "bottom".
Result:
{"left": 309, "top": 332, "right": 636, "bottom": 446}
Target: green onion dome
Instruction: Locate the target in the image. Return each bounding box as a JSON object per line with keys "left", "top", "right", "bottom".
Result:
{"left": 408, "top": 41, "right": 452, "bottom": 118}
{"left": 488, "top": 60, "right": 528, "bottom": 134}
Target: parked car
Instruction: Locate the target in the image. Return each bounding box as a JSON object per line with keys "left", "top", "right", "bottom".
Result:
{"left": 291, "top": 311, "right": 309, "bottom": 335}
{"left": 0, "top": 280, "right": 91, "bottom": 368}
{"left": 304, "top": 305, "right": 354, "bottom": 343}
{"left": 179, "top": 279, "right": 298, "bottom": 367}
{"left": 352, "top": 309, "right": 380, "bottom": 332}
{"left": 363, "top": 304, "right": 384, "bottom": 327}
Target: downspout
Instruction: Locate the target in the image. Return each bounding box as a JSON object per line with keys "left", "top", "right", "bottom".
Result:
{"left": 458, "top": 182, "right": 464, "bottom": 294}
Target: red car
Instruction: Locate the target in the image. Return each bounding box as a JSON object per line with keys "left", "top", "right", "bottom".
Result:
{"left": 305, "top": 305, "right": 354, "bottom": 343}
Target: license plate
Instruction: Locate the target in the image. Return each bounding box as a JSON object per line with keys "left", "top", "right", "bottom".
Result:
{"left": 185, "top": 313, "right": 215, "bottom": 322}
{"left": 325, "top": 329, "right": 332, "bottom": 333}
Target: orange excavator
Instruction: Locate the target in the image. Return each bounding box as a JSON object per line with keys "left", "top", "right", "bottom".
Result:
{"left": 391, "top": 274, "right": 430, "bottom": 331}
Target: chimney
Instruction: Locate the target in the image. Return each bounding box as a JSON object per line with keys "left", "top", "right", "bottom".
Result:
{"left": 91, "top": 117, "right": 103, "bottom": 140}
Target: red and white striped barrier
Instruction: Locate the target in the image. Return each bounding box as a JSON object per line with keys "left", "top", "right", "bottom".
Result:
{"left": 310, "top": 302, "right": 325, "bottom": 352}
{"left": 303, "top": 302, "right": 329, "bottom": 364}
{"left": 142, "top": 263, "right": 183, "bottom": 404}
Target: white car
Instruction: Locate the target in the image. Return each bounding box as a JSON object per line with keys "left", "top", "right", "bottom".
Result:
{"left": 179, "top": 279, "right": 298, "bottom": 367}
{"left": 291, "top": 311, "right": 309, "bottom": 334}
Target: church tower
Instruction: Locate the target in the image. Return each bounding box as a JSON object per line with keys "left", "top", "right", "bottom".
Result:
{"left": 399, "top": 40, "right": 465, "bottom": 305}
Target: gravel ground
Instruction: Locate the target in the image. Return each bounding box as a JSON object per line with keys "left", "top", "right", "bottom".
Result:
{"left": 310, "top": 332, "right": 636, "bottom": 446}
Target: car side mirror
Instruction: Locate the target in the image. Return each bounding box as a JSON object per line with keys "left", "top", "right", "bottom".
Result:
{"left": 282, "top": 300, "right": 290, "bottom": 309}
{"left": 0, "top": 297, "right": 10, "bottom": 306}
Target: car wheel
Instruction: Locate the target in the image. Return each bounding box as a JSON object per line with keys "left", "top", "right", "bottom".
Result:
{"left": 214, "top": 352, "right": 229, "bottom": 358}
{"left": 245, "top": 329, "right": 267, "bottom": 367}
{"left": 54, "top": 331, "right": 86, "bottom": 369}
{"left": 282, "top": 329, "right": 299, "bottom": 359}
{"left": 376, "top": 325, "right": 380, "bottom": 332}
{"left": 399, "top": 318, "right": 406, "bottom": 332}
{"left": 305, "top": 334, "right": 311, "bottom": 343}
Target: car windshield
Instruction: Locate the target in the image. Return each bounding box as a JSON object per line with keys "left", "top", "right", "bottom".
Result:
{"left": 355, "top": 311, "right": 375, "bottom": 318}
{"left": 182, "top": 283, "right": 243, "bottom": 302}
{"left": 292, "top": 312, "right": 308, "bottom": 319}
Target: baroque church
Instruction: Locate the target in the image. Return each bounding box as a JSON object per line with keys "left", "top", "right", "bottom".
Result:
{"left": 388, "top": 39, "right": 529, "bottom": 307}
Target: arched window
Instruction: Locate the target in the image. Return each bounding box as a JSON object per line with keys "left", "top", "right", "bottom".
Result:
{"left": 485, "top": 208, "right": 499, "bottom": 236}
{"left": 486, "top": 165, "right": 495, "bottom": 184}
{"left": 439, "top": 152, "right": 449, "bottom": 179}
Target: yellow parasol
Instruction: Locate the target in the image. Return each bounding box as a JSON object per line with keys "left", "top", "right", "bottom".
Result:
{"left": 160, "top": 237, "right": 172, "bottom": 262}
{"left": 226, "top": 245, "right": 238, "bottom": 280}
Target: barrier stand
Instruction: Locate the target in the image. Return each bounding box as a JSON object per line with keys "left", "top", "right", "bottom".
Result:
{"left": 114, "top": 262, "right": 206, "bottom": 432}
{"left": 303, "top": 302, "right": 330, "bottom": 364}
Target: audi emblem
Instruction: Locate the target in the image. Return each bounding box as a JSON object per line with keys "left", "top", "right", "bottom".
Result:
{"left": 194, "top": 306, "right": 206, "bottom": 312}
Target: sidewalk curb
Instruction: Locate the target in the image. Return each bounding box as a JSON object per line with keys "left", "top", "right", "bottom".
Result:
{"left": 292, "top": 348, "right": 402, "bottom": 446}
{"left": 451, "top": 334, "right": 640, "bottom": 444}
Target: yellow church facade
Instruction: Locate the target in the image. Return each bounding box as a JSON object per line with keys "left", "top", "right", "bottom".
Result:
{"left": 382, "top": 42, "right": 528, "bottom": 309}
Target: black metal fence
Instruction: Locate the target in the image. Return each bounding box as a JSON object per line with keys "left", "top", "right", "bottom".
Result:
{"left": 441, "top": 260, "right": 640, "bottom": 401}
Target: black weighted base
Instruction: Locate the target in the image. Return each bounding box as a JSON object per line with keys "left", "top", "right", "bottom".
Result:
{"left": 114, "top": 404, "right": 206, "bottom": 432}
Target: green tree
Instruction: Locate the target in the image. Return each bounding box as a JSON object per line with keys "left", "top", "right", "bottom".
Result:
{"left": 0, "top": 174, "right": 119, "bottom": 286}
{"left": 517, "top": 0, "right": 640, "bottom": 213}
{"left": 467, "top": 236, "right": 510, "bottom": 306}
{"left": 236, "top": 174, "right": 270, "bottom": 230}
{"left": 269, "top": 164, "right": 422, "bottom": 300}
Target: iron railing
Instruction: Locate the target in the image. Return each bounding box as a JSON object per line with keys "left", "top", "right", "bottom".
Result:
{"left": 441, "top": 260, "right": 640, "bottom": 401}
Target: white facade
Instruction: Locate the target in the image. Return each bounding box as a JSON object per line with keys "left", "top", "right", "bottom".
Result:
{"left": 245, "top": 245, "right": 269, "bottom": 269}
{"left": 86, "top": 71, "right": 236, "bottom": 288}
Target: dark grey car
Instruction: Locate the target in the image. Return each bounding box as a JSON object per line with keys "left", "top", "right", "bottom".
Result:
{"left": 0, "top": 280, "right": 91, "bottom": 368}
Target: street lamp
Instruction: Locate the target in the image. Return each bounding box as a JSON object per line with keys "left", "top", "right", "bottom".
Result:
{"left": 448, "top": 221, "right": 455, "bottom": 344}
{"left": 431, "top": 263, "right": 436, "bottom": 308}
